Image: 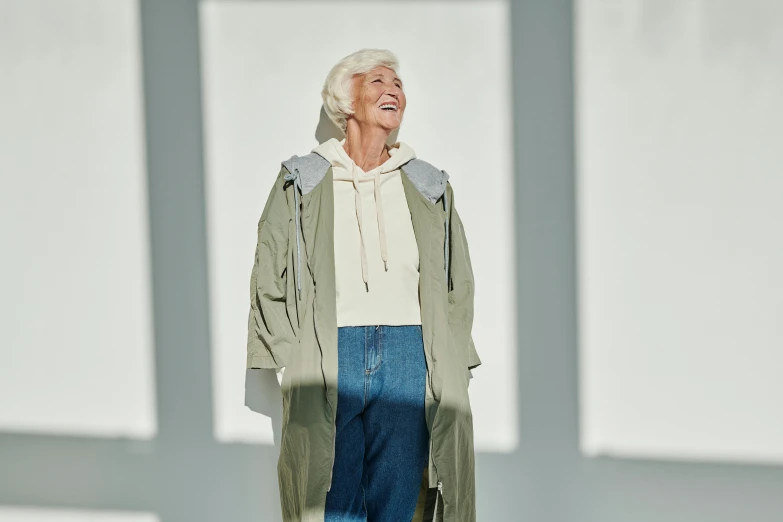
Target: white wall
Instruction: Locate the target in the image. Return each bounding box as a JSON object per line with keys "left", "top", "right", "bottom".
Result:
{"left": 576, "top": 0, "right": 783, "bottom": 464}
{"left": 0, "top": 0, "right": 155, "bottom": 438}
{"left": 199, "top": 0, "right": 517, "bottom": 452}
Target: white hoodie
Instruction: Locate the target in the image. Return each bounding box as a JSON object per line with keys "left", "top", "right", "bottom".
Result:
{"left": 310, "top": 137, "right": 422, "bottom": 327}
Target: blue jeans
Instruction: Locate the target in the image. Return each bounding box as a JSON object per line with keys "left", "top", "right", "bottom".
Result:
{"left": 324, "top": 325, "right": 430, "bottom": 522}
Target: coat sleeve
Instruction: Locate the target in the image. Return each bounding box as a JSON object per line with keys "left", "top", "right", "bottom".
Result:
{"left": 246, "top": 167, "right": 297, "bottom": 370}
{"left": 446, "top": 182, "right": 482, "bottom": 372}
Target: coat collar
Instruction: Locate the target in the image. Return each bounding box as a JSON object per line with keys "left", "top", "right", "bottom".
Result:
{"left": 281, "top": 151, "right": 449, "bottom": 203}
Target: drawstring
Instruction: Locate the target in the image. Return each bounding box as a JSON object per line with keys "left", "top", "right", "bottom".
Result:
{"left": 374, "top": 168, "right": 389, "bottom": 272}
{"left": 350, "top": 163, "right": 370, "bottom": 290}
{"left": 283, "top": 168, "right": 303, "bottom": 300}
{"left": 350, "top": 161, "right": 390, "bottom": 291}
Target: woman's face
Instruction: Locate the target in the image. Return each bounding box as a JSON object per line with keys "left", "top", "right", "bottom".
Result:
{"left": 350, "top": 66, "right": 406, "bottom": 132}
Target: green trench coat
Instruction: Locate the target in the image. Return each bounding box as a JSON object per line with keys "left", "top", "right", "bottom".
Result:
{"left": 246, "top": 151, "right": 481, "bottom": 521}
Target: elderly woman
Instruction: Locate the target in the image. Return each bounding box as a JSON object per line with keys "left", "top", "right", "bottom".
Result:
{"left": 247, "top": 48, "right": 481, "bottom": 521}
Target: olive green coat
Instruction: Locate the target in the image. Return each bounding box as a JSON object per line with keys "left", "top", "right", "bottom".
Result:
{"left": 246, "top": 151, "right": 481, "bottom": 521}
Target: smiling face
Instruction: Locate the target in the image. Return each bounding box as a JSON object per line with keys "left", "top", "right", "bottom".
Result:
{"left": 349, "top": 66, "right": 406, "bottom": 132}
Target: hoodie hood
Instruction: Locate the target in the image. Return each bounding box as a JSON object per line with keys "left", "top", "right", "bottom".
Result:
{"left": 311, "top": 137, "right": 416, "bottom": 289}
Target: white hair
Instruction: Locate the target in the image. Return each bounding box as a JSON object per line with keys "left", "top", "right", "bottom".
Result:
{"left": 321, "top": 48, "right": 401, "bottom": 133}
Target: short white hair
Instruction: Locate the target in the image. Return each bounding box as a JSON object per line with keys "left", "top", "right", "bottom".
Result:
{"left": 321, "top": 48, "right": 401, "bottom": 133}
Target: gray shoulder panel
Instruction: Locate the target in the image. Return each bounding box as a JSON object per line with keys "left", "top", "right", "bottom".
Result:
{"left": 281, "top": 152, "right": 331, "bottom": 195}
{"left": 401, "top": 158, "right": 450, "bottom": 203}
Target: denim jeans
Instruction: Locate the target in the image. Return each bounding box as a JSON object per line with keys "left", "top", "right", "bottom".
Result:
{"left": 324, "top": 324, "right": 430, "bottom": 522}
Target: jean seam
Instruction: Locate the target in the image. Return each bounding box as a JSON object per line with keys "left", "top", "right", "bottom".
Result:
{"left": 361, "top": 482, "right": 367, "bottom": 519}
{"left": 363, "top": 326, "right": 368, "bottom": 411}
{"left": 366, "top": 325, "right": 382, "bottom": 374}
{"left": 377, "top": 325, "right": 383, "bottom": 370}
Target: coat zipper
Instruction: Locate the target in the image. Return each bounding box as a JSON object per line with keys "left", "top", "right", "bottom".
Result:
{"left": 433, "top": 480, "right": 443, "bottom": 520}
{"left": 430, "top": 405, "right": 443, "bottom": 518}
{"left": 326, "top": 400, "right": 336, "bottom": 492}
{"left": 326, "top": 399, "right": 336, "bottom": 491}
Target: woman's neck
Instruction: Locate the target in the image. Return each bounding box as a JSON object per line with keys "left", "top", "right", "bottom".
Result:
{"left": 343, "top": 125, "right": 391, "bottom": 171}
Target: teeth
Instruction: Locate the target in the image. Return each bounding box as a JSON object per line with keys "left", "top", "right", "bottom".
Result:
{"left": 380, "top": 104, "right": 397, "bottom": 110}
